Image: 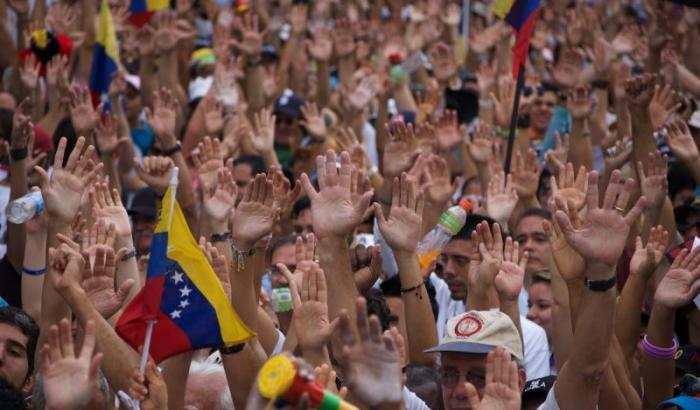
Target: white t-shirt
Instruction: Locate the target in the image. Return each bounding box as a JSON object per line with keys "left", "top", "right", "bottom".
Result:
{"left": 430, "top": 273, "right": 552, "bottom": 380}
{"left": 402, "top": 386, "right": 431, "bottom": 410}
{"left": 536, "top": 384, "right": 560, "bottom": 410}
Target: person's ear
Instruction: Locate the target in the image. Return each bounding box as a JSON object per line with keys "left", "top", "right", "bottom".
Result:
{"left": 21, "top": 372, "right": 34, "bottom": 397}
{"left": 518, "top": 368, "right": 527, "bottom": 391}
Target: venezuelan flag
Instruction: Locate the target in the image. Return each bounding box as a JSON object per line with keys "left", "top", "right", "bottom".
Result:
{"left": 89, "top": 0, "right": 120, "bottom": 103}
{"left": 491, "top": 0, "right": 541, "bottom": 78}
{"left": 129, "top": 0, "right": 169, "bottom": 27}
{"left": 116, "top": 186, "right": 254, "bottom": 363}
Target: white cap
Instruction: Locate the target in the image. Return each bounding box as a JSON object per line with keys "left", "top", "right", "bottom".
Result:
{"left": 425, "top": 310, "right": 524, "bottom": 362}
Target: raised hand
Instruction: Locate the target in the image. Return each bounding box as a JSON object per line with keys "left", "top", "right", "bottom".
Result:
{"left": 301, "top": 150, "right": 373, "bottom": 239}
{"left": 636, "top": 151, "right": 668, "bottom": 211}
{"left": 494, "top": 237, "right": 528, "bottom": 302}
{"left": 145, "top": 88, "right": 179, "bottom": 140}
{"left": 374, "top": 174, "right": 424, "bottom": 253}
{"left": 332, "top": 298, "right": 402, "bottom": 407}
{"left": 348, "top": 75, "right": 380, "bottom": 110}
{"left": 202, "top": 95, "right": 225, "bottom": 136}
{"left": 551, "top": 163, "right": 587, "bottom": 211}
{"left": 152, "top": 11, "right": 194, "bottom": 53}
{"left": 231, "top": 13, "right": 265, "bottom": 57}
{"left": 90, "top": 180, "right": 132, "bottom": 241}
{"left": 199, "top": 238, "right": 231, "bottom": 300}
{"left": 544, "top": 132, "right": 569, "bottom": 172}
{"left": 307, "top": 26, "right": 332, "bottom": 62}
{"left": 300, "top": 102, "right": 327, "bottom": 140}
{"left": 202, "top": 168, "right": 238, "bottom": 224}
{"left": 20, "top": 54, "right": 40, "bottom": 90}
{"left": 268, "top": 166, "right": 301, "bottom": 220}
{"left": 10, "top": 98, "right": 32, "bottom": 150}
{"left": 69, "top": 85, "right": 101, "bottom": 135}
{"left": 78, "top": 222, "right": 134, "bottom": 318}
{"left": 434, "top": 109, "right": 462, "bottom": 152}
{"left": 630, "top": 226, "right": 668, "bottom": 279}
{"left": 624, "top": 73, "right": 656, "bottom": 109}
{"left": 192, "top": 136, "right": 224, "bottom": 192}
{"left": 332, "top": 18, "right": 355, "bottom": 58}
{"left": 278, "top": 262, "right": 337, "bottom": 352}
{"left": 463, "top": 347, "right": 521, "bottom": 410}
{"left": 473, "top": 222, "right": 504, "bottom": 291}
{"left": 383, "top": 121, "right": 418, "bottom": 178}
{"left": 468, "top": 124, "right": 495, "bottom": 165}
{"left": 603, "top": 135, "right": 633, "bottom": 171}
{"left": 565, "top": 86, "right": 593, "bottom": 120}
{"left": 491, "top": 77, "right": 516, "bottom": 129}
{"left": 95, "top": 114, "right": 129, "bottom": 155}
{"left": 554, "top": 170, "right": 646, "bottom": 270}
{"left": 429, "top": 42, "right": 457, "bottom": 82}
{"left": 511, "top": 149, "right": 542, "bottom": 200}
{"left": 648, "top": 84, "right": 680, "bottom": 130}
{"left": 35, "top": 137, "right": 102, "bottom": 224}
{"left": 336, "top": 127, "right": 370, "bottom": 170}
{"left": 666, "top": 120, "right": 699, "bottom": 164}
{"left": 543, "top": 201, "right": 584, "bottom": 283}
{"left": 655, "top": 248, "right": 700, "bottom": 309}
{"left": 134, "top": 156, "right": 174, "bottom": 196}
{"left": 415, "top": 122, "right": 437, "bottom": 155}
{"left": 231, "top": 174, "right": 279, "bottom": 249}
{"left": 350, "top": 244, "right": 383, "bottom": 293}
{"left": 486, "top": 172, "right": 518, "bottom": 225}
{"left": 40, "top": 319, "right": 102, "bottom": 410}
{"left": 424, "top": 154, "right": 454, "bottom": 205}
{"left": 248, "top": 108, "right": 276, "bottom": 155}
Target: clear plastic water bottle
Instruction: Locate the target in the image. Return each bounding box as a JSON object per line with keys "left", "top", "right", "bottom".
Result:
{"left": 417, "top": 199, "right": 472, "bottom": 272}
{"left": 7, "top": 190, "right": 44, "bottom": 224}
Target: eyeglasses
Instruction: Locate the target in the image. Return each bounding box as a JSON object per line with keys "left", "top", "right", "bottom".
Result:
{"left": 440, "top": 367, "right": 486, "bottom": 388}
{"left": 523, "top": 86, "right": 545, "bottom": 97}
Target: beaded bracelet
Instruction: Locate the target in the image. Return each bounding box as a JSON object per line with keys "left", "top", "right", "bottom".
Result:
{"left": 642, "top": 334, "right": 678, "bottom": 360}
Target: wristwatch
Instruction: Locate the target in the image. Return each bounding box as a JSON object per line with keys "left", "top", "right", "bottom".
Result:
{"left": 584, "top": 274, "right": 617, "bottom": 292}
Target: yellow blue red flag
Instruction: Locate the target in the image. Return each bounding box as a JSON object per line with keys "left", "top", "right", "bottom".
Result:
{"left": 129, "top": 0, "right": 169, "bottom": 27}
{"left": 116, "top": 186, "right": 254, "bottom": 363}
{"left": 491, "top": 0, "right": 541, "bottom": 78}
{"left": 89, "top": 0, "right": 120, "bottom": 101}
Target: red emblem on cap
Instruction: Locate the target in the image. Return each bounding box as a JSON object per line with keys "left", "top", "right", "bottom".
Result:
{"left": 454, "top": 315, "right": 483, "bottom": 337}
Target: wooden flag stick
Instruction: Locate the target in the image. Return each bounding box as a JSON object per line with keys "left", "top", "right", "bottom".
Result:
{"left": 504, "top": 63, "right": 526, "bottom": 174}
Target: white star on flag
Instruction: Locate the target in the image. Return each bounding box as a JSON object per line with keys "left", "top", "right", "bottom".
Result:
{"left": 170, "top": 310, "right": 181, "bottom": 319}
{"left": 180, "top": 285, "right": 192, "bottom": 298}
{"left": 172, "top": 271, "right": 184, "bottom": 284}
{"left": 179, "top": 299, "right": 190, "bottom": 309}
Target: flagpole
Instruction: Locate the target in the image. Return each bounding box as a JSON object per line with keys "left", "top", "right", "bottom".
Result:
{"left": 503, "top": 63, "right": 526, "bottom": 174}
{"left": 134, "top": 167, "right": 180, "bottom": 410}
{"left": 167, "top": 166, "right": 180, "bottom": 231}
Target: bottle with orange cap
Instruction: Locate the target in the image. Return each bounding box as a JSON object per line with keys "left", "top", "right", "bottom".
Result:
{"left": 416, "top": 198, "right": 472, "bottom": 273}
{"left": 257, "top": 355, "right": 359, "bottom": 410}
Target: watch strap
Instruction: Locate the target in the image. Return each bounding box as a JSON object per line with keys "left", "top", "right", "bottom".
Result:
{"left": 584, "top": 275, "right": 617, "bottom": 292}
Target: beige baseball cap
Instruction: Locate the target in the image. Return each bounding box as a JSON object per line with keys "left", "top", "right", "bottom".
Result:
{"left": 425, "top": 310, "right": 524, "bottom": 362}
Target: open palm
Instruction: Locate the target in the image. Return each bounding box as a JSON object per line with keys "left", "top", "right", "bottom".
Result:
{"left": 301, "top": 151, "right": 373, "bottom": 239}
{"left": 655, "top": 249, "right": 700, "bottom": 309}
{"left": 232, "top": 175, "right": 278, "bottom": 247}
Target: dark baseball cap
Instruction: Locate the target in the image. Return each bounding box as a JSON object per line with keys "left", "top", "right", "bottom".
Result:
{"left": 128, "top": 187, "right": 157, "bottom": 219}
{"left": 677, "top": 345, "right": 700, "bottom": 376}
{"left": 522, "top": 375, "right": 556, "bottom": 401}
{"left": 274, "top": 91, "right": 304, "bottom": 120}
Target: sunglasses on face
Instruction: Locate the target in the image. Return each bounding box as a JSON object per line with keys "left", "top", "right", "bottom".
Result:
{"left": 523, "top": 86, "right": 545, "bottom": 98}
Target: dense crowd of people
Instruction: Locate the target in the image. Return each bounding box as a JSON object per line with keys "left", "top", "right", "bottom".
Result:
{"left": 0, "top": 0, "right": 699, "bottom": 408}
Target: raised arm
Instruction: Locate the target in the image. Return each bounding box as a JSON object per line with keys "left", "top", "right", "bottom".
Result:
{"left": 553, "top": 170, "right": 646, "bottom": 410}
{"left": 375, "top": 173, "right": 438, "bottom": 366}
{"left": 300, "top": 150, "right": 374, "bottom": 325}
{"left": 642, "top": 249, "right": 700, "bottom": 410}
